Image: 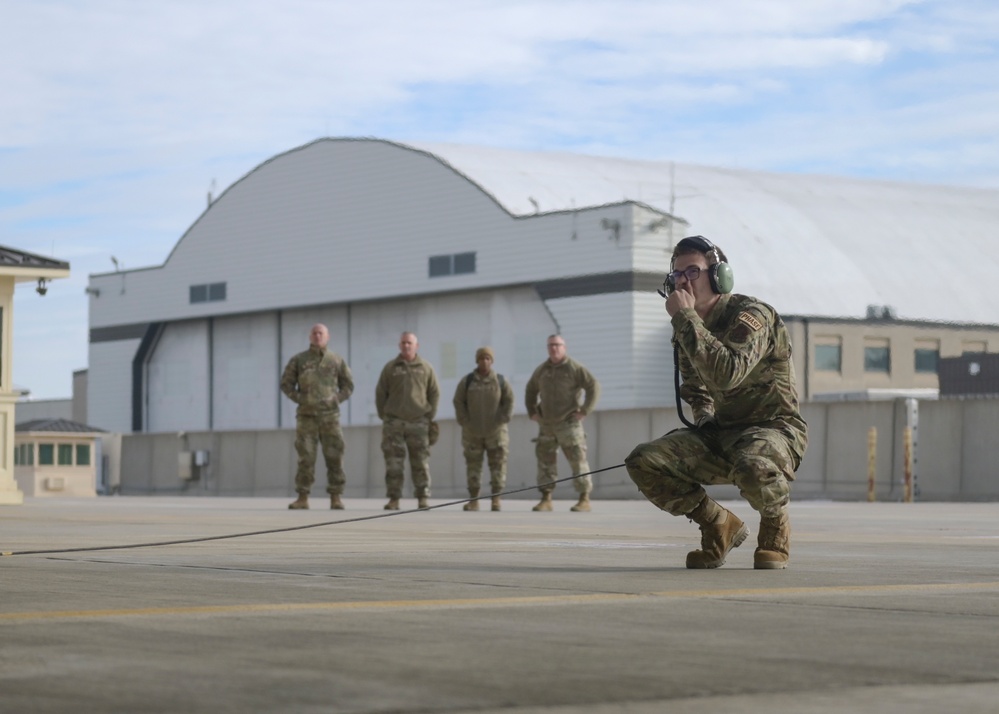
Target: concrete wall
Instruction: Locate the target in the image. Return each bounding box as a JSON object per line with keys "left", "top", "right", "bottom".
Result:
{"left": 116, "top": 399, "right": 999, "bottom": 502}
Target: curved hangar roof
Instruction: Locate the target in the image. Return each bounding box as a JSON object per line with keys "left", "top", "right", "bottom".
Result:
{"left": 398, "top": 139, "right": 998, "bottom": 325}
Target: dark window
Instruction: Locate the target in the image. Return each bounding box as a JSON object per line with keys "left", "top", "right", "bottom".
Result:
{"left": 38, "top": 444, "right": 54, "bottom": 466}
{"left": 865, "top": 346, "right": 891, "bottom": 373}
{"left": 25, "top": 443, "right": 33, "bottom": 465}
{"left": 914, "top": 348, "right": 939, "bottom": 374}
{"left": 14, "top": 444, "right": 20, "bottom": 466}
{"left": 76, "top": 444, "right": 91, "bottom": 466}
{"left": 190, "top": 282, "right": 227, "bottom": 303}
{"left": 429, "top": 252, "right": 477, "bottom": 278}
{"left": 208, "top": 282, "right": 226, "bottom": 301}
{"left": 815, "top": 344, "right": 841, "bottom": 372}
{"left": 429, "top": 255, "right": 452, "bottom": 277}
{"left": 453, "top": 252, "right": 476, "bottom": 275}
{"left": 58, "top": 444, "right": 73, "bottom": 466}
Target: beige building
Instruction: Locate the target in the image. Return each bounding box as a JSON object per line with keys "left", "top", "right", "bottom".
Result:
{"left": 14, "top": 418, "right": 104, "bottom": 498}
{"left": 0, "top": 246, "right": 70, "bottom": 504}
{"left": 786, "top": 314, "right": 999, "bottom": 401}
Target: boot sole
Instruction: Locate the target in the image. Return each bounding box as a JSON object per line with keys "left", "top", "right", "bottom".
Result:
{"left": 754, "top": 561, "right": 788, "bottom": 570}
{"left": 686, "top": 522, "right": 750, "bottom": 569}
{"left": 754, "top": 551, "right": 789, "bottom": 570}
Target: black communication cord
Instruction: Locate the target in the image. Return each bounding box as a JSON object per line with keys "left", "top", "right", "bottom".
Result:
{"left": 1, "top": 463, "right": 626, "bottom": 558}
{"left": 673, "top": 342, "right": 698, "bottom": 429}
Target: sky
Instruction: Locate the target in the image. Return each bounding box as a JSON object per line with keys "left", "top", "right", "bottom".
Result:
{"left": 1, "top": 0, "right": 997, "bottom": 399}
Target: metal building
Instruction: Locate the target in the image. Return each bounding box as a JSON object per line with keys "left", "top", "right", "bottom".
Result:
{"left": 86, "top": 138, "right": 999, "bottom": 433}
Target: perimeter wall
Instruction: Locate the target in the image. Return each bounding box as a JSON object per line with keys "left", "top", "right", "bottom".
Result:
{"left": 116, "top": 399, "right": 996, "bottom": 502}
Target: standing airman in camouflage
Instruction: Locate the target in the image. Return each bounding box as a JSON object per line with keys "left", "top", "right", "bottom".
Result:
{"left": 281, "top": 323, "right": 354, "bottom": 510}
{"left": 376, "top": 331, "right": 440, "bottom": 510}
{"left": 625, "top": 236, "right": 807, "bottom": 569}
{"left": 525, "top": 335, "right": 600, "bottom": 513}
{"left": 453, "top": 346, "right": 515, "bottom": 511}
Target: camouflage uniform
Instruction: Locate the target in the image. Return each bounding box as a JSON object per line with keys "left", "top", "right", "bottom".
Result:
{"left": 453, "top": 370, "right": 515, "bottom": 494}
{"left": 626, "top": 294, "right": 808, "bottom": 519}
{"left": 376, "top": 354, "right": 440, "bottom": 499}
{"left": 280, "top": 345, "right": 354, "bottom": 496}
{"left": 525, "top": 356, "right": 601, "bottom": 495}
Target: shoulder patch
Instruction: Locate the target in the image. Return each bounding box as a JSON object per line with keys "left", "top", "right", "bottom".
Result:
{"left": 737, "top": 312, "right": 764, "bottom": 331}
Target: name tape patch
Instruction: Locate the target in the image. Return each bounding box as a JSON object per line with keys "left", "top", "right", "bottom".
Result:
{"left": 737, "top": 312, "right": 764, "bottom": 331}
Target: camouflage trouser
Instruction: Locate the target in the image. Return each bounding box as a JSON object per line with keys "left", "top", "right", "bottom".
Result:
{"left": 535, "top": 419, "right": 591, "bottom": 495}
{"left": 382, "top": 418, "right": 431, "bottom": 499}
{"left": 294, "top": 412, "right": 345, "bottom": 495}
{"left": 461, "top": 428, "right": 509, "bottom": 494}
{"left": 625, "top": 426, "right": 797, "bottom": 518}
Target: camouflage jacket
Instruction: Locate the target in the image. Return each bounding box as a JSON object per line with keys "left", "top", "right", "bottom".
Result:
{"left": 525, "top": 356, "right": 600, "bottom": 426}
{"left": 671, "top": 293, "right": 808, "bottom": 461}
{"left": 453, "top": 369, "right": 514, "bottom": 437}
{"left": 375, "top": 354, "right": 440, "bottom": 423}
{"left": 280, "top": 346, "right": 354, "bottom": 417}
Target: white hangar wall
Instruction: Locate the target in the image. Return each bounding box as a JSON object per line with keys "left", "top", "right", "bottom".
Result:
{"left": 130, "top": 286, "right": 571, "bottom": 432}
{"left": 87, "top": 140, "right": 655, "bottom": 331}
{"left": 88, "top": 139, "right": 674, "bottom": 433}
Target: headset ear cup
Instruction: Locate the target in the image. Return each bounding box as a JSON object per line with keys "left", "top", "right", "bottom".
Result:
{"left": 712, "top": 262, "right": 734, "bottom": 294}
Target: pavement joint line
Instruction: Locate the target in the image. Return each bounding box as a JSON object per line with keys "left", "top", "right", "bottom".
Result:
{"left": 3, "top": 581, "right": 998, "bottom": 623}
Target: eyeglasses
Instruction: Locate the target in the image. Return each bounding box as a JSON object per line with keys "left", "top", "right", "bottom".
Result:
{"left": 669, "top": 266, "right": 702, "bottom": 283}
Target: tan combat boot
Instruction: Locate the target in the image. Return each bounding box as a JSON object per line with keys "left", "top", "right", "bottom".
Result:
{"left": 288, "top": 493, "right": 309, "bottom": 510}
{"left": 532, "top": 492, "right": 553, "bottom": 512}
{"left": 330, "top": 494, "right": 344, "bottom": 510}
{"left": 417, "top": 496, "right": 429, "bottom": 510}
{"left": 384, "top": 498, "right": 400, "bottom": 510}
{"left": 755, "top": 508, "right": 790, "bottom": 570}
{"left": 570, "top": 493, "right": 591, "bottom": 512}
{"left": 491, "top": 494, "right": 502, "bottom": 512}
{"left": 463, "top": 489, "right": 480, "bottom": 511}
{"left": 685, "top": 497, "right": 750, "bottom": 569}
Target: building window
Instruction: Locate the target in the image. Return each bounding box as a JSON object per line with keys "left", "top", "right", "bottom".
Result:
{"left": 76, "top": 444, "right": 91, "bottom": 466}
{"left": 815, "top": 343, "right": 842, "bottom": 372}
{"left": 20, "top": 443, "right": 34, "bottom": 465}
{"left": 38, "top": 444, "right": 54, "bottom": 466}
{"left": 428, "top": 255, "right": 452, "bottom": 277}
{"left": 453, "top": 252, "right": 476, "bottom": 275}
{"left": 914, "top": 348, "right": 939, "bottom": 373}
{"left": 58, "top": 444, "right": 73, "bottom": 466}
{"left": 865, "top": 345, "right": 891, "bottom": 373}
{"left": 14, "top": 444, "right": 21, "bottom": 466}
{"left": 190, "top": 282, "right": 227, "bottom": 303}
{"left": 428, "top": 252, "right": 476, "bottom": 278}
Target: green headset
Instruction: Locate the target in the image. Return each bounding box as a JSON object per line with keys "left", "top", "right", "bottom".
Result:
{"left": 662, "top": 235, "right": 734, "bottom": 296}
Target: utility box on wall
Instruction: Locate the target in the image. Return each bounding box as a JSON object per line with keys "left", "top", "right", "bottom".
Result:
{"left": 179, "top": 450, "right": 210, "bottom": 481}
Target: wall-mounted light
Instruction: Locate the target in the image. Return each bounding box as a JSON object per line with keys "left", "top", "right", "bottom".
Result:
{"left": 84, "top": 286, "right": 101, "bottom": 298}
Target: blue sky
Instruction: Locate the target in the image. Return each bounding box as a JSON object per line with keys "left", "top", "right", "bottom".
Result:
{"left": 1, "top": 0, "right": 997, "bottom": 399}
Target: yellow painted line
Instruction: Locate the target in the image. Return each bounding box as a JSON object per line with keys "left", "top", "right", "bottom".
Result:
{"left": 2, "top": 581, "right": 997, "bottom": 623}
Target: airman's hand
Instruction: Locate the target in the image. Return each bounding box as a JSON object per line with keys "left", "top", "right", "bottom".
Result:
{"left": 666, "top": 287, "right": 695, "bottom": 317}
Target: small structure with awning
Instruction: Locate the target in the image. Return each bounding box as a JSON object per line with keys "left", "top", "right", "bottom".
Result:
{"left": 14, "top": 418, "right": 105, "bottom": 497}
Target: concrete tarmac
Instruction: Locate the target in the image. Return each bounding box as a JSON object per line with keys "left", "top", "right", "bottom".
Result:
{"left": 2, "top": 495, "right": 998, "bottom": 714}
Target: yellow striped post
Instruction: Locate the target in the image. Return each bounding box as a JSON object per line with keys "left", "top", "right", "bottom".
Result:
{"left": 903, "top": 426, "right": 913, "bottom": 503}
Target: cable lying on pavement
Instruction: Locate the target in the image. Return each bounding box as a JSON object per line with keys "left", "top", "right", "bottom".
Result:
{"left": 0, "top": 463, "right": 626, "bottom": 558}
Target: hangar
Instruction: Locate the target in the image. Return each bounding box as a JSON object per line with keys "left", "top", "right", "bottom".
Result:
{"left": 86, "top": 138, "right": 999, "bottom": 434}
